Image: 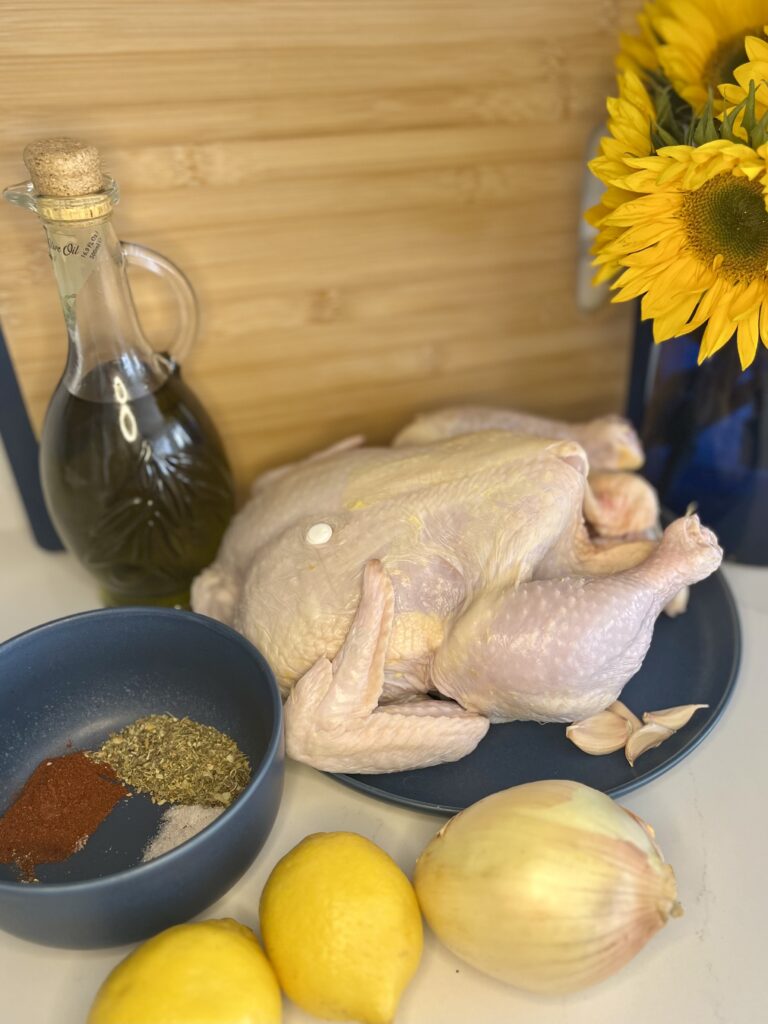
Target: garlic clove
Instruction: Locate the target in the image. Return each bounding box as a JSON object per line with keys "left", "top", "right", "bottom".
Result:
{"left": 566, "top": 710, "right": 631, "bottom": 755}
{"left": 643, "top": 704, "right": 709, "bottom": 731}
{"left": 625, "top": 722, "right": 675, "bottom": 767}
{"left": 664, "top": 586, "right": 690, "bottom": 618}
{"left": 609, "top": 700, "right": 642, "bottom": 733}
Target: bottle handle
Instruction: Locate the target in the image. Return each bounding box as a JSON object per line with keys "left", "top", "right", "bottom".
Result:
{"left": 121, "top": 241, "right": 198, "bottom": 364}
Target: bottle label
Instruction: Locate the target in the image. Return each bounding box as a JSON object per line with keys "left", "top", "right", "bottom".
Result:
{"left": 47, "top": 226, "right": 105, "bottom": 294}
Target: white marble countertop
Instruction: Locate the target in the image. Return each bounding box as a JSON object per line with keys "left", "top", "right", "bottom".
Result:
{"left": 0, "top": 444, "right": 765, "bottom": 1024}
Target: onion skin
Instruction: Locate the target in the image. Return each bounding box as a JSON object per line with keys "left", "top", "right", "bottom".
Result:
{"left": 413, "top": 780, "right": 681, "bottom": 994}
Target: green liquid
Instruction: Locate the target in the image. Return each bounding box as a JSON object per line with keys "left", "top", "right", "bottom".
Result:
{"left": 41, "top": 361, "right": 235, "bottom": 606}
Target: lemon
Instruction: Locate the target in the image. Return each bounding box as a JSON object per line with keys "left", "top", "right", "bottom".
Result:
{"left": 260, "top": 832, "right": 423, "bottom": 1024}
{"left": 87, "top": 918, "right": 282, "bottom": 1024}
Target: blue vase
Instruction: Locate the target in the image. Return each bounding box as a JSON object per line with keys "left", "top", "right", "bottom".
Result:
{"left": 628, "top": 313, "right": 768, "bottom": 565}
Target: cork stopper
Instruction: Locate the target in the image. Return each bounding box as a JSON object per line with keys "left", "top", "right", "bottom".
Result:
{"left": 23, "top": 137, "right": 104, "bottom": 197}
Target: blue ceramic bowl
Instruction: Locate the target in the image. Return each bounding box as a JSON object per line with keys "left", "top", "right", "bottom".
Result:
{"left": 0, "top": 607, "right": 284, "bottom": 948}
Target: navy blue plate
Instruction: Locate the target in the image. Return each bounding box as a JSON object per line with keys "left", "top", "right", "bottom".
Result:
{"left": 333, "top": 567, "right": 740, "bottom": 815}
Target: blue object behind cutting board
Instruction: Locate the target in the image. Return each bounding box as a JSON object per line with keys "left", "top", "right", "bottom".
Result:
{"left": 628, "top": 313, "right": 768, "bottom": 565}
{"left": 0, "top": 322, "right": 62, "bottom": 550}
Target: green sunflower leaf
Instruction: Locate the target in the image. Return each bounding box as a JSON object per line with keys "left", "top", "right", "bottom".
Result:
{"left": 742, "top": 80, "right": 758, "bottom": 133}
{"left": 742, "top": 80, "right": 768, "bottom": 147}
{"left": 688, "top": 93, "right": 719, "bottom": 146}
{"left": 651, "top": 125, "right": 680, "bottom": 148}
{"left": 755, "top": 110, "right": 768, "bottom": 146}
{"left": 651, "top": 82, "right": 689, "bottom": 148}
{"left": 720, "top": 102, "right": 744, "bottom": 142}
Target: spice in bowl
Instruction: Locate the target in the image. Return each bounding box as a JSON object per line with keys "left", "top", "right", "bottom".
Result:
{"left": 142, "top": 804, "right": 225, "bottom": 863}
{"left": 0, "top": 752, "right": 129, "bottom": 883}
{"left": 0, "top": 714, "right": 251, "bottom": 881}
{"left": 91, "top": 714, "right": 251, "bottom": 806}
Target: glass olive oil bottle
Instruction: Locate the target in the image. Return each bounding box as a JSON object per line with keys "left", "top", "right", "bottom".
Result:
{"left": 4, "top": 138, "right": 234, "bottom": 606}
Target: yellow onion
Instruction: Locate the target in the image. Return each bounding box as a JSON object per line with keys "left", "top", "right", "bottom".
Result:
{"left": 413, "top": 780, "right": 681, "bottom": 994}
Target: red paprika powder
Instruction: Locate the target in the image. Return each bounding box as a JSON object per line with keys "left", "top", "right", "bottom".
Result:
{"left": 0, "top": 751, "right": 129, "bottom": 882}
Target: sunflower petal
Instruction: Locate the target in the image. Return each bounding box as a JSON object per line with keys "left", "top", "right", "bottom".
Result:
{"left": 698, "top": 306, "right": 737, "bottom": 363}
{"left": 687, "top": 278, "right": 729, "bottom": 333}
{"left": 652, "top": 292, "right": 706, "bottom": 342}
{"left": 737, "top": 309, "right": 760, "bottom": 367}
{"left": 744, "top": 36, "right": 768, "bottom": 64}
{"left": 603, "top": 193, "right": 680, "bottom": 227}
{"left": 605, "top": 221, "right": 680, "bottom": 255}
{"left": 728, "top": 279, "right": 765, "bottom": 319}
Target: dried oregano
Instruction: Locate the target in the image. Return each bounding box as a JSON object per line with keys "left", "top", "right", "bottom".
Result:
{"left": 90, "top": 714, "right": 251, "bottom": 806}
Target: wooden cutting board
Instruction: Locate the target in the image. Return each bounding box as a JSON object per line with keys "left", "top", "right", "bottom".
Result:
{"left": 0, "top": 1, "right": 637, "bottom": 490}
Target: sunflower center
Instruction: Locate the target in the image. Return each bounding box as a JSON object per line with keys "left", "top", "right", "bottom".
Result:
{"left": 681, "top": 174, "right": 768, "bottom": 281}
{"left": 702, "top": 30, "right": 762, "bottom": 90}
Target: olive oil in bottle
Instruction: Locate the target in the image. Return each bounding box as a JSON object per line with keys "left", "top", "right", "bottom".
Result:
{"left": 5, "top": 138, "right": 234, "bottom": 605}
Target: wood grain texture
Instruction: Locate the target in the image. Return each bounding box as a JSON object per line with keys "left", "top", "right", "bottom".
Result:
{"left": 0, "top": 1, "right": 639, "bottom": 488}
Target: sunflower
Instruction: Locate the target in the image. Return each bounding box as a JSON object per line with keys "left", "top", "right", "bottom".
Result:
{"left": 720, "top": 33, "right": 768, "bottom": 120}
{"left": 595, "top": 139, "right": 768, "bottom": 368}
{"left": 587, "top": 71, "right": 656, "bottom": 284}
{"left": 652, "top": 0, "right": 768, "bottom": 112}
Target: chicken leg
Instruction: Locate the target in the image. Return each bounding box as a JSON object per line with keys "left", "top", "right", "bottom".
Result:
{"left": 431, "top": 515, "right": 722, "bottom": 724}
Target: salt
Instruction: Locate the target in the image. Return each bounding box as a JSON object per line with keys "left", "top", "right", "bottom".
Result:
{"left": 142, "top": 805, "right": 224, "bottom": 863}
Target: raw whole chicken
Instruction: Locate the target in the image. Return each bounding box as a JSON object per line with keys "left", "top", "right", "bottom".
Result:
{"left": 192, "top": 407, "right": 722, "bottom": 774}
